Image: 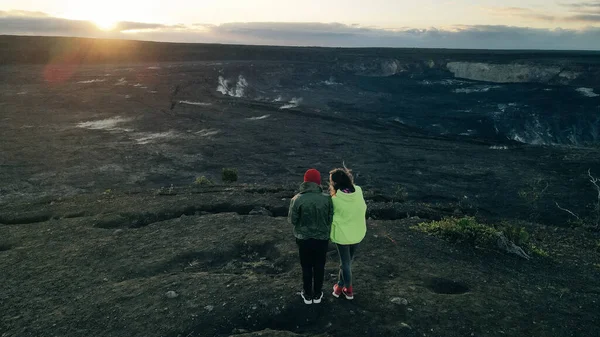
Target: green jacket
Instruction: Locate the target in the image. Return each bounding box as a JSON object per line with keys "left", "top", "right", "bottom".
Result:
{"left": 330, "top": 185, "right": 367, "bottom": 245}
{"left": 288, "top": 182, "right": 333, "bottom": 241}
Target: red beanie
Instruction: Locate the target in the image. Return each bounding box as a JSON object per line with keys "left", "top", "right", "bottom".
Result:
{"left": 304, "top": 169, "right": 321, "bottom": 185}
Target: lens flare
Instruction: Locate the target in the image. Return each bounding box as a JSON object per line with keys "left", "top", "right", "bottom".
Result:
{"left": 94, "top": 19, "right": 117, "bottom": 31}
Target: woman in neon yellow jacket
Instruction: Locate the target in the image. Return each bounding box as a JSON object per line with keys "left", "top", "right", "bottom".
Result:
{"left": 329, "top": 167, "right": 367, "bottom": 300}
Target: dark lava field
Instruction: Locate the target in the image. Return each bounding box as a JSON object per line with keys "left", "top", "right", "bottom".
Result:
{"left": 1, "top": 36, "right": 600, "bottom": 337}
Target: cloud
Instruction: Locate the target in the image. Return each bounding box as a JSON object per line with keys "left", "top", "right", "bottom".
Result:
{"left": 487, "top": 6, "right": 550, "bottom": 18}
{"left": 131, "top": 22, "right": 600, "bottom": 50}
{"left": 563, "top": 1, "right": 600, "bottom": 9}
{"left": 0, "top": 10, "right": 177, "bottom": 37}
{"left": 116, "top": 21, "right": 179, "bottom": 32}
{"left": 0, "top": 15, "right": 98, "bottom": 36}
{"left": 568, "top": 14, "right": 600, "bottom": 22}
{"left": 486, "top": 4, "right": 600, "bottom": 24}
{"left": 1, "top": 10, "right": 599, "bottom": 50}
{"left": 562, "top": 1, "right": 600, "bottom": 21}
{"left": 0, "top": 10, "right": 49, "bottom": 17}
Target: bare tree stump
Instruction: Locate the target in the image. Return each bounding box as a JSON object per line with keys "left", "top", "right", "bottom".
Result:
{"left": 496, "top": 233, "right": 531, "bottom": 260}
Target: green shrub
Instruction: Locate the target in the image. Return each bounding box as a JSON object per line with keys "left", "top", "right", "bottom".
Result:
{"left": 412, "top": 217, "right": 498, "bottom": 247}
{"left": 222, "top": 168, "right": 238, "bottom": 183}
{"left": 500, "top": 224, "right": 530, "bottom": 246}
{"left": 530, "top": 244, "right": 549, "bottom": 257}
{"left": 194, "top": 176, "right": 213, "bottom": 186}
{"left": 413, "top": 217, "right": 547, "bottom": 258}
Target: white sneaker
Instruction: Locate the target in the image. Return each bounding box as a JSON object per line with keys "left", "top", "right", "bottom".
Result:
{"left": 313, "top": 292, "right": 324, "bottom": 304}
{"left": 300, "top": 291, "right": 312, "bottom": 305}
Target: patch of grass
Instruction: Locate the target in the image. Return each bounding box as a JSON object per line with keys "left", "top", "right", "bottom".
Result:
{"left": 194, "top": 176, "right": 213, "bottom": 186}
{"left": 412, "top": 217, "right": 498, "bottom": 247}
{"left": 413, "top": 217, "right": 546, "bottom": 258}
{"left": 222, "top": 168, "right": 238, "bottom": 183}
{"left": 566, "top": 217, "right": 600, "bottom": 232}
{"left": 102, "top": 189, "right": 115, "bottom": 199}
{"left": 500, "top": 223, "right": 530, "bottom": 246}
{"left": 530, "top": 244, "right": 549, "bottom": 257}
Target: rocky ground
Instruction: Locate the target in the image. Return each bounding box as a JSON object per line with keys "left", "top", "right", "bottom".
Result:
{"left": 1, "top": 40, "right": 600, "bottom": 336}
{"left": 1, "top": 186, "right": 599, "bottom": 337}
{"left": 1, "top": 61, "right": 599, "bottom": 224}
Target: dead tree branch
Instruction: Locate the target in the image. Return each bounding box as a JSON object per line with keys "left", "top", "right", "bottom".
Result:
{"left": 496, "top": 233, "right": 530, "bottom": 260}
{"left": 555, "top": 202, "right": 581, "bottom": 221}
{"left": 589, "top": 169, "right": 600, "bottom": 200}
{"left": 540, "top": 181, "right": 550, "bottom": 198}
{"left": 589, "top": 169, "right": 600, "bottom": 226}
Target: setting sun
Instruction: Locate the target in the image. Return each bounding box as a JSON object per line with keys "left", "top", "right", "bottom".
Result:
{"left": 93, "top": 18, "right": 117, "bottom": 31}
{"left": 57, "top": 0, "right": 159, "bottom": 32}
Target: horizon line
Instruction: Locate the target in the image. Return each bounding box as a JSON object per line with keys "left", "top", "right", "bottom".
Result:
{"left": 3, "top": 34, "right": 600, "bottom": 53}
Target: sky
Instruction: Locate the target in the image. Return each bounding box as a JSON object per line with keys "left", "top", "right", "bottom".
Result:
{"left": 0, "top": 0, "right": 599, "bottom": 49}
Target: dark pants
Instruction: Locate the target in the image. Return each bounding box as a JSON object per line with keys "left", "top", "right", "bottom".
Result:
{"left": 297, "top": 238, "right": 329, "bottom": 297}
{"left": 336, "top": 243, "right": 358, "bottom": 288}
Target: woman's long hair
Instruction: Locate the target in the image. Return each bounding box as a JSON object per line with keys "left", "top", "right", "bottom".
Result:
{"left": 329, "top": 167, "right": 355, "bottom": 196}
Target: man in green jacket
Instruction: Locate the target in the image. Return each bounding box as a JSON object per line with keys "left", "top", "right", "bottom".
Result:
{"left": 288, "top": 169, "right": 333, "bottom": 305}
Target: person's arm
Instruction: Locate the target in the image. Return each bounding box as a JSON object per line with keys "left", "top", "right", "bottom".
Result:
{"left": 363, "top": 192, "right": 368, "bottom": 218}
{"left": 328, "top": 197, "right": 334, "bottom": 226}
{"left": 288, "top": 196, "right": 300, "bottom": 226}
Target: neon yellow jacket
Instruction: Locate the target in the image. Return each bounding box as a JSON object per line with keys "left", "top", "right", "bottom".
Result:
{"left": 330, "top": 185, "right": 367, "bottom": 245}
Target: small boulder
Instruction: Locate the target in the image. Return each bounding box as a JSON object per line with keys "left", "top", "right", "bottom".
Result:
{"left": 165, "top": 291, "right": 178, "bottom": 299}
{"left": 249, "top": 207, "right": 273, "bottom": 216}
{"left": 390, "top": 297, "right": 408, "bottom": 306}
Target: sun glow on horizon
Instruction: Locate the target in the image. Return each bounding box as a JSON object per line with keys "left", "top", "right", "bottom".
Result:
{"left": 93, "top": 18, "right": 117, "bottom": 31}
{"left": 59, "top": 1, "right": 161, "bottom": 32}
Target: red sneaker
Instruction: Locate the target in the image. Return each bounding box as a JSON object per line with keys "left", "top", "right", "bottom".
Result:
{"left": 342, "top": 287, "right": 354, "bottom": 300}
{"left": 332, "top": 284, "right": 343, "bottom": 298}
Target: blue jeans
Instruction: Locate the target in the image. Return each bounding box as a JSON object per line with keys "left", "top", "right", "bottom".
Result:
{"left": 336, "top": 243, "right": 358, "bottom": 288}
